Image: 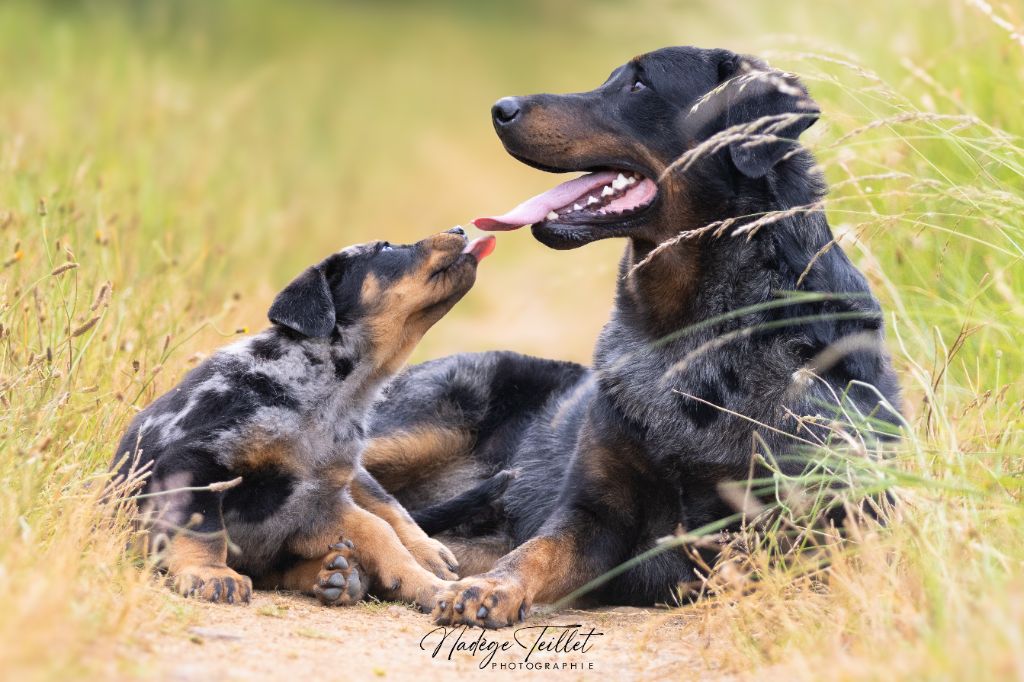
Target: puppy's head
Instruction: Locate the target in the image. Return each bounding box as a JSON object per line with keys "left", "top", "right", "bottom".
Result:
{"left": 268, "top": 228, "right": 495, "bottom": 374}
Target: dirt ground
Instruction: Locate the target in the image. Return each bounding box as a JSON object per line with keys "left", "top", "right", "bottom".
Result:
{"left": 144, "top": 591, "right": 724, "bottom": 681}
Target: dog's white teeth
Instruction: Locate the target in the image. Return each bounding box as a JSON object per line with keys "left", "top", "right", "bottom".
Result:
{"left": 546, "top": 211, "right": 559, "bottom": 221}
{"left": 612, "top": 173, "right": 628, "bottom": 190}
{"left": 601, "top": 185, "right": 615, "bottom": 197}
{"left": 573, "top": 203, "right": 584, "bottom": 211}
{"left": 587, "top": 196, "right": 599, "bottom": 206}
{"left": 625, "top": 175, "right": 637, "bottom": 185}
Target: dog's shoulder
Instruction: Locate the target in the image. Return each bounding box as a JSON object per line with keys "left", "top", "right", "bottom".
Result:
{"left": 115, "top": 329, "right": 337, "bottom": 469}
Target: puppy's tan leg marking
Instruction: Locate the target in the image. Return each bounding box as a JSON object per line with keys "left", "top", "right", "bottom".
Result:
{"left": 341, "top": 503, "right": 448, "bottom": 610}
{"left": 351, "top": 473, "right": 459, "bottom": 580}
{"left": 166, "top": 533, "right": 253, "bottom": 604}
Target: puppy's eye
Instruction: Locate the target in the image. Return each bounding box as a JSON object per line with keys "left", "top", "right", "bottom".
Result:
{"left": 630, "top": 79, "right": 647, "bottom": 93}
{"left": 380, "top": 242, "right": 393, "bottom": 252}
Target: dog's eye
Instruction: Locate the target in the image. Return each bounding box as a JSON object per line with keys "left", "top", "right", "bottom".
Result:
{"left": 630, "top": 79, "right": 647, "bottom": 93}
{"left": 379, "top": 242, "right": 393, "bottom": 252}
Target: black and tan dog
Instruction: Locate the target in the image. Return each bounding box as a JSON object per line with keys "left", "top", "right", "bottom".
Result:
{"left": 367, "top": 46, "right": 902, "bottom": 627}
{"left": 113, "top": 228, "right": 495, "bottom": 607}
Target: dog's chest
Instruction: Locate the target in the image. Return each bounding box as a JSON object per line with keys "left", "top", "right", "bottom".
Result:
{"left": 225, "top": 354, "right": 371, "bottom": 476}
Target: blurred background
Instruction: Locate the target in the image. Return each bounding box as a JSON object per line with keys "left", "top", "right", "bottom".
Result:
{"left": 1, "top": 0, "right": 1018, "bottom": 368}
{"left": 1, "top": 1, "right": 1022, "bottom": 678}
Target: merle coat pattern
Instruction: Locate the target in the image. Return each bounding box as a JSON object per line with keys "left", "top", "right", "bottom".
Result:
{"left": 114, "top": 228, "right": 489, "bottom": 607}
{"left": 364, "top": 46, "right": 902, "bottom": 628}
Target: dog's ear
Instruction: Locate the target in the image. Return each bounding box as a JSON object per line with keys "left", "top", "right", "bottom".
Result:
{"left": 268, "top": 264, "right": 336, "bottom": 338}
{"left": 722, "top": 61, "right": 820, "bottom": 178}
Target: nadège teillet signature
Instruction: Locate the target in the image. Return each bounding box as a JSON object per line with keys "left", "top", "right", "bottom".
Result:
{"left": 420, "top": 624, "right": 605, "bottom": 670}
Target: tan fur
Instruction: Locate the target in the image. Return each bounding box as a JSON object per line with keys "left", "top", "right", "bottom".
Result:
{"left": 362, "top": 428, "right": 473, "bottom": 492}
{"left": 165, "top": 533, "right": 252, "bottom": 602}
{"left": 235, "top": 440, "right": 310, "bottom": 477}
{"left": 264, "top": 554, "right": 324, "bottom": 591}
{"left": 361, "top": 233, "right": 470, "bottom": 376}
{"left": 165, "top": 532, "right": 227, "bottom": 574}
{"left": 431, "top": 533, "right": 580, "bottom": 626}
{"left": 350, "top": 479, "right": 458, "bottom": 579}
{"left": 340, "top": 503, "right": 446, "bottom": 606}
{"left": 500, "top": 534, "right": 580, "bottom": 603}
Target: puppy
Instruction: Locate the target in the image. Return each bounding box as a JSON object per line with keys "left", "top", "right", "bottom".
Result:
{"left": 113, "top": 227, "right": 495, "bottom": 608}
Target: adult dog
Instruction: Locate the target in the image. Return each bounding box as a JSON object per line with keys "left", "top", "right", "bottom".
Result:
{"left": 366, "top": 46, "right": 901, "bottom": 628}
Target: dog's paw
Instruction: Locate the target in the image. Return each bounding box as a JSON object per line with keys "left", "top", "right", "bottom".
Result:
{"left": 314, "top": 539, "right": 366, "bottom": 607}
{"left": 432, "top": 574, "right": 529, "bottom": 629}
{"left": 408, "top": 536, "right": 459, "bottom": 580}
{"left": 173, "top": 566, "right": 253, "bottom": 604}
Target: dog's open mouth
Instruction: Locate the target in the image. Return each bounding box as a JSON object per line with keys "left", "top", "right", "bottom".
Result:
{"left": 473, "top": 170, "right": 658, "bottom": 231}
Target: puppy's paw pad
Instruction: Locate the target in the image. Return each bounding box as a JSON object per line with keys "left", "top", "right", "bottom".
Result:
{"left": 314, "top": 540, "right": 366, "bottom": 607}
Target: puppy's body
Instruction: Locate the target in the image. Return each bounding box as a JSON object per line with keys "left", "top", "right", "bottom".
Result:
{"left": 119, "top": 327, "right": 370, "bottom": 578}
{"left": 116, "top": 230, "right": 494, "bottom": 606}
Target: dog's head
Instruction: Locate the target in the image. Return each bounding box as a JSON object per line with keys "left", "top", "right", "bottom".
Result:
{"left": 268, "top": 228, "right": 495, "bottom": 373}
{"left": 474, "top": 46, "right": 819, "bottom": 249}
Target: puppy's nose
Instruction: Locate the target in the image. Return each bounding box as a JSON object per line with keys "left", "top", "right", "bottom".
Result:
{"left": 492, "top": 97, "right": 521, "bottom": 126}
{"left": 446, "top": 226, "right": 466, "bottom": 237}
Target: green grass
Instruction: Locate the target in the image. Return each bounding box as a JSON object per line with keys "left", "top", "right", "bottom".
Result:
{"left": 0, "top": 0, "right": 1021, "bottom": 679}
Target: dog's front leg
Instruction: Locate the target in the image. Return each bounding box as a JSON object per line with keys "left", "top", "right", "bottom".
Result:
{"left": 157, "top": 484, "right": 253, "bottom": 604}
{"left": 339, "top": 501, "right": 451, "bottom": 610}
{"left": 350, "top": 467, "right": 459, "bottom": 579}
{"left": 432, "top": 414, "right": 642, "bottom": 628}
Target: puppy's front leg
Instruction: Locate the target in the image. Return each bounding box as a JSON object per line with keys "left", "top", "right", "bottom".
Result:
{"left": 159, "top": 487, "right": 253, "bottom": 604}
{"left": 351, "top": 468, "right": 459, "bottom": 580}
{"left": 341, "top": 502, "right": 449, "bottom": 610}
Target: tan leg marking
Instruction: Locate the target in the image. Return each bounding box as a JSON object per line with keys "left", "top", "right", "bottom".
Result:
{"left": 350, "top": 479, "right": 459, "bottom": 580}
{"left": 166, "top": 533, "right": 253, "bottom": 604}
{"left": 341, "top": 504, "right": 448, "bottom": 609}
{"left": 432, "top": 535, "right": 580, "bottom": 628}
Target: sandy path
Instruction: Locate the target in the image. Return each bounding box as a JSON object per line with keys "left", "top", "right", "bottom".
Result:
{"left": 145, "top": 591, "right": 722, "bottom": 680}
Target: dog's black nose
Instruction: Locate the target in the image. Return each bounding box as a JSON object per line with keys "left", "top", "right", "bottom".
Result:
{"left": 492, "top": 97, "right": 521, "bottom": 125}
{"left": 446, "top": 226, "right": 466, "bottom": 237}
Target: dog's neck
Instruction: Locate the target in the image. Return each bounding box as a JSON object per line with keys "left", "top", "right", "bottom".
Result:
{"left": 253, "top": 324, "right": 389, "bottom": 413}
{"left": 615, "top": 153, "right": 831, "bottom": 339}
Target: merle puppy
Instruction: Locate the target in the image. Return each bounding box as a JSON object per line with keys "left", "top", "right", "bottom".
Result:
{"left": 364, "top": 46, "right": 902, "bottom": 628}
{"left": 113, "top": 228, "right": 495, "bottom": 607}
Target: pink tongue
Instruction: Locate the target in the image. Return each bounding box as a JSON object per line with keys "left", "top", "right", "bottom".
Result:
{"left": 461, "top": 235, "right": 496, "bottom": 261}
{"left": 472, "top": 171, "right": 618, "bottom": 231}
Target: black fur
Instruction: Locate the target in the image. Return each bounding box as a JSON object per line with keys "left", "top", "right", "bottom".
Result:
{"left": 113, "top": 229, "right": 483, "bottom": 600}
{"left": 412, "top": 470, "right": 516, "bottom": 536}
{"left": 367, "top": 46, "right": 901, "bottom": 620}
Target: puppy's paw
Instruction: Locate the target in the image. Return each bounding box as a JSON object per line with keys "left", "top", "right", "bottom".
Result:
{"left": 408, "top": 536, "right": 459, "bottom": 580}
{"left": 173, "top": 566, "right": 253, "bottom": 605}
{"left": 314, "top": 539, "right": 366, "bottom": 607}
{"left": 432, "top": 574, "right": 529, "bottom": 629}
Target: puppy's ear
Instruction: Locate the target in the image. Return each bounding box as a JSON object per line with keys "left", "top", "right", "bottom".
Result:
{"left": 723, "top": 62, "right": 820, "bottom": 178}
{"left": 268, "top": 265, "right": 336, "bottom": 337}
